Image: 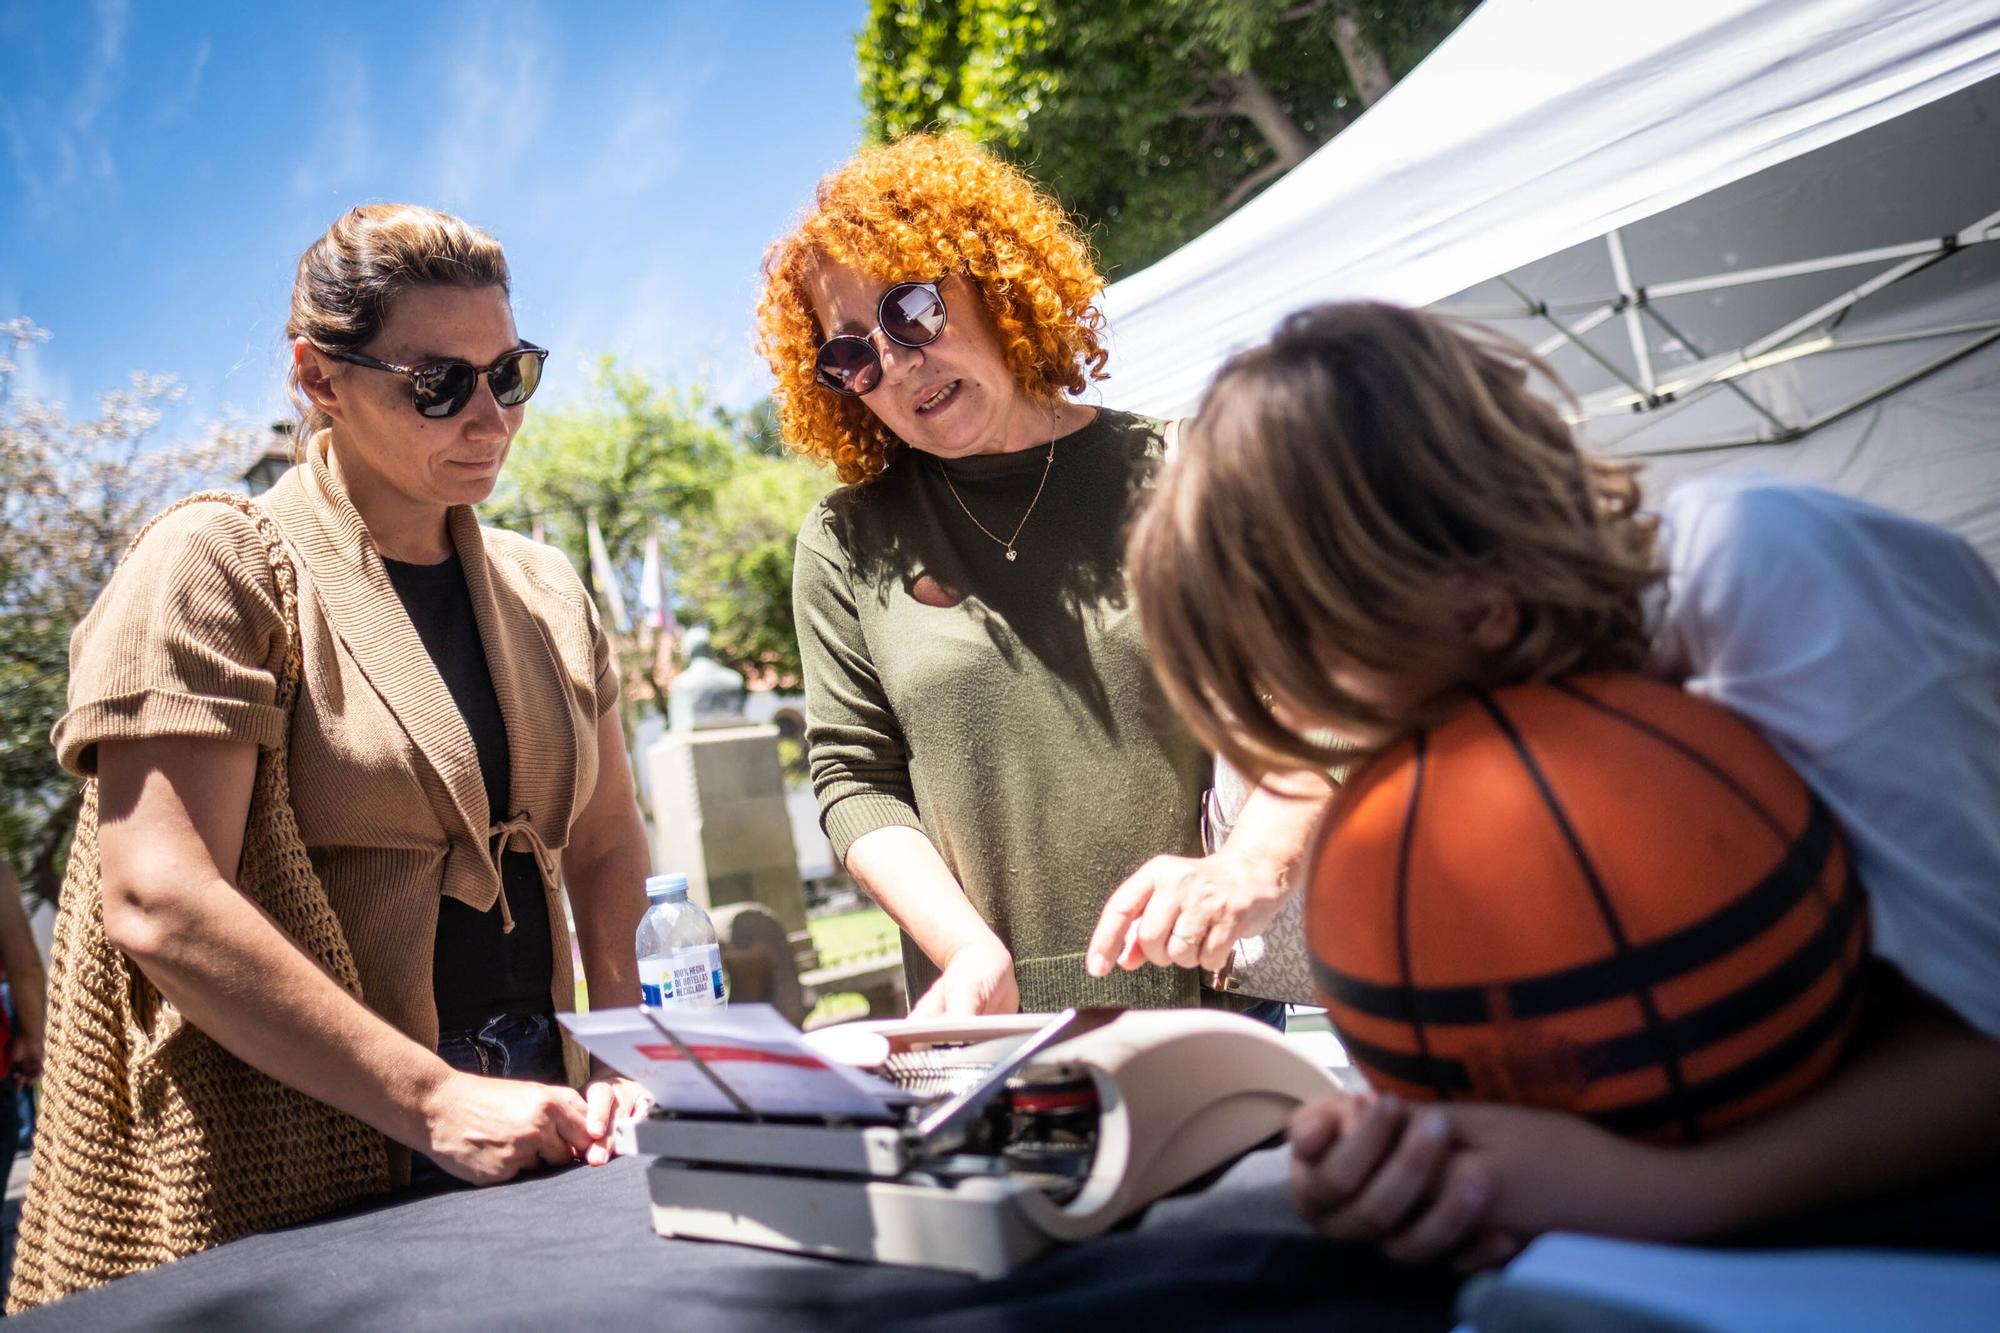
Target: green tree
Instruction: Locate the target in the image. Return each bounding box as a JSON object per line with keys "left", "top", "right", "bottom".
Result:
{"left": 678, "top": 450, "right": 831, "bottom": 686}
{"left": 486, "top": 363, "right": 831, "bottom": 706}
{"left": 0, "top": 317, "right": 244, "bottom": 902}
{"left": 859, "top": 0, "right": 1474, "bottom": 275}
{"left": 486, "top": 359, "right": 733, "bottom": 717}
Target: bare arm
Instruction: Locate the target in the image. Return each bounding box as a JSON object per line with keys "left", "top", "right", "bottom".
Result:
{"left": 97, "top": 736, "right": 594, "bottom": 1183}
{"left": 561, "top": 707, "right": 649, "bottom": 1013}
{"left": 1223, "top": 767, "right": 1335, "bottom": 891}
{"left": 845, "top": 825, "right": 1017, "bottom": 1017}
{"left": 791, "top": 523, "right": 1015, "bottom": 1017}
{"left": 1087, "top": 767, "right": 1335, "bottom": 976}
{"left": 1290, "top": 983, "right": 2000, "bottom": 1263}
{"left": 558, "top": 709, "right": 657, "bottom": 1158}
{"left": 0, "top": 859, "right": 45, "bottom": 1079}
{"left": 1642, "top": 988, "right": 2000, "bottom": 1236}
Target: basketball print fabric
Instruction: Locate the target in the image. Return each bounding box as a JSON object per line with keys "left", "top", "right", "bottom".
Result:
{"left": 1307, "top": 674, "right": 1867, "bottom": 1143}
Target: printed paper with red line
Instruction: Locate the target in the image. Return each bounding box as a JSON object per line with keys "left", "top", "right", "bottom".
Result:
{"left": 561, "top": 1004, "right": 914, "bottom": 1120}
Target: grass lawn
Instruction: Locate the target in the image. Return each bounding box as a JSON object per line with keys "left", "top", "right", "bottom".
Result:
{"left": 805, "top": 905, "right": 900, "bottom": 1027}
{"left": 807, "top": 905, "right": 899, "bottom": 966}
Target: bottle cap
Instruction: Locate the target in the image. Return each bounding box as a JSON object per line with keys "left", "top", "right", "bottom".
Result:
{"left": 644, "top": 872, "right": 690, "bottom": 902}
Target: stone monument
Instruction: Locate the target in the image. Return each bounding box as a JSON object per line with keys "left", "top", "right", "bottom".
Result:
{"left": 648, "top": 628, "right": 814, "bottom": 964}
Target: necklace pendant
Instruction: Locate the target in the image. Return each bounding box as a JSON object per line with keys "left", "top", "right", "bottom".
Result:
{"left": 1005, "top": 547, "right": 1018, "bottom": 562}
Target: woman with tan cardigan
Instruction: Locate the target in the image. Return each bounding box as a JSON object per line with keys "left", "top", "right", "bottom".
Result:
{"left": 13, "top": 205, "right": 651, "bottom": 1307}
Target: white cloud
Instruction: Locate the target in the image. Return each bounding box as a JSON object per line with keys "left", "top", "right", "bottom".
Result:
{"left": 578, "top": 79, "right": 695, "bottom": 200}
{"left": 535, "top": 253, "right": 768, "bottom": 413}
{"left": 72, "top": 0, "right": 129, "bottom": 140}
{"left": 289, "top": 53, "right": 374, "bottom": 201}
{"left": 498, "top": 13, "right": 780, "bottom": 405}
{"left": 1, "top": 0, "right": 129, "bottom": 213}
{"left": 569, "top": 7, "right": 720, "bottom": 203}
{"left": 426, "top": 16, "right": 552, "bottom": 212}
{"left": 157, "top": 37, "right": 211, "bottom": 125}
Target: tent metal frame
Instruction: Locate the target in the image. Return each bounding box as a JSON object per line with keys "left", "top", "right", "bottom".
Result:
{"left": 1449, "top": 220, "right": 2000, "bottom": 323}
{"left": 1451, "top": 209, "right": 2000, "bottom": 454}
{"left": 1616, "top": 323, "right": 2000, "bottom": 458}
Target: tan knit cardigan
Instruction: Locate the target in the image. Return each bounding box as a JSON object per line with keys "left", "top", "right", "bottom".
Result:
{"left": 49, "top": 438, "right": 617, "bottom": 1163}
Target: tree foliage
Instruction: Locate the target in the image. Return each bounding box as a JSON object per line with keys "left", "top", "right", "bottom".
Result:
{"left": 488, "top": 358, "right": 738, "bottom": 575}
{"left": 859, "top": 0, "right": 1474, "bottom": 275}
{"left": 677, "top": 452, "right": 830, "bottom": 687}
{"left": 486, "top": 363, "right": 831, "bottom": 702}
{"left": 0, "top": 318, "right": 247, "bottom": 901}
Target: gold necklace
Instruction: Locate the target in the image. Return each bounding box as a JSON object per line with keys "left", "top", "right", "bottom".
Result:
{"left": 937, "top": 410, "right": 1058, "bottom": 563}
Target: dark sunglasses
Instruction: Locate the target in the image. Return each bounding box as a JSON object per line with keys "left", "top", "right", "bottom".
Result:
{"left": 331, "top": 343, "right": 549, "bottom": 419}
{"left": 814, "top": 280, "right": 948, "bottom": 397}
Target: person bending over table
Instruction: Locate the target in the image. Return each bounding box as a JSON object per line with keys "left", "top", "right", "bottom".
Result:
{"left": 1126, "top": 300, "right": 2000, "bottom": 1268}
{"left": 760, "top": 134, "right": 1329, "bottom": 1018}
{"left": 13, "top": 205, "right": 651, "bottom": 1311}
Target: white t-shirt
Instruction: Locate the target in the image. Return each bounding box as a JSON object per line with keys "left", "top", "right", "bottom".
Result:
{"left": 1649, "top": 475, "right": 2000, "bottom": 1040}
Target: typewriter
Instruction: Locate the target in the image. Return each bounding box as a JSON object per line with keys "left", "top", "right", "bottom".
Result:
{"left": 600, "top": 1006, "right": 1348, "bottom": 1278}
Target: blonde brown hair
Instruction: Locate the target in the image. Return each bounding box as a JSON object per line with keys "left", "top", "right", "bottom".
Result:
{"left": 1129, "top": 301, "right": 1659, "bottom": 777}
{"left": 757, "top": 134, "right": 1108, "bottom": 485}
{"left": 285, "top": 203, "right": 511, "bottom": 450}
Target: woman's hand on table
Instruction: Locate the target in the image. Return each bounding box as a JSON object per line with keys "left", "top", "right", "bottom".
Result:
{"left": 909, "top": 938, "right": 1019, "bottom": 1017}
{"left": 1084, "top": 845, "right": 1293, "bottom": 977}
{"left": 582, "top": 1076, "right": 653, "bottom": 1166}
{"left": 420, "top": 1070, "right": 596, "bottom": 1184}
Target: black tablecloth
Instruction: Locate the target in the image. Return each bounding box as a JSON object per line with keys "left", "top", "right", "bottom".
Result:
{"left": 13, "top": 1148, "right": 1461, "bottom": 1332}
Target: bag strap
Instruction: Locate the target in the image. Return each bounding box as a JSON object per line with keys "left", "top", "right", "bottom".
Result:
{"left": 112, "top": 493, "right": 311, "bottom": 1048}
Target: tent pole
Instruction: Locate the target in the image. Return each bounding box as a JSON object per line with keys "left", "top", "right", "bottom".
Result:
{"left": 1608, "top": 327, "right": 2000, "bottom": 459}
{"left": 1570, "top": 321, "right": 2000, "bottom": 425}
{"left": 1811, "top": 319, "right": 2000, "bottom": 352}
{"left": 1632, "top": 202, "right": 2000, "bottom": 409}
{"left": 1643, "top": 227, "right": 1999, "bottom": 301}
{"left": 1532, "top": 304, "right": 1617, "bottom": 360}
{"left": 1503, "top": 276, "right": 1654, "bottom": 402}
{"left": 1784, "top": 327, "right": 2000, "bottom": 442}
{"left": 1605, "top": 229, "right": 1657, "bottom": 395}
{"left": 1739, "top": 253, "right": 1968, "bottom": 362}
{"left": 1720, "top": 203, "right": 2000, "bottom": 367}
{"left": 1458, "top": 222, "right": 2000, "bottom": 323}
{"left": 1638, "top": 303, "right": 1799, "bottom": 438}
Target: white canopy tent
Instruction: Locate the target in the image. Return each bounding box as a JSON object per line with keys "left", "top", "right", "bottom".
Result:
{"left": 1098, "top": 0, "right": 2000, "bottom": 560}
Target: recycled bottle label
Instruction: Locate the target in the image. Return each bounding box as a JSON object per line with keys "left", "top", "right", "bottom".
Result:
{"left": 639, "top": 944, "right": 725, "bottom": 1008}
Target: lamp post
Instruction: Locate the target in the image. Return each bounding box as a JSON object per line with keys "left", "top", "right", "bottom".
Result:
{"left": 242, "top": 423, "right": 294, "bottom": 496}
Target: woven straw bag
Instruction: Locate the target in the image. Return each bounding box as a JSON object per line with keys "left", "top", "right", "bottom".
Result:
{"left": 8, "top": 493, "right": 392, "bottom": 1313}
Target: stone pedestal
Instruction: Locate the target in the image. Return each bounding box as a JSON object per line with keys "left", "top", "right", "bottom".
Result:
{"left": 647, "top": 723, "right": 812, "bottom": 958}
{"left": 711, "top": 902, "right": 809, "bottom": 1027}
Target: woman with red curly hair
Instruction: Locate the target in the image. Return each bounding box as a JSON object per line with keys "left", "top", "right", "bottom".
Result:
{"left": 761, "top": 135, "right": 1330, "bottom": 1019}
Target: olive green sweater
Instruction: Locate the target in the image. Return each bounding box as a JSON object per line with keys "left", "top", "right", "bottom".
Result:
{"left": 794, "top": 409, "right": 1208, "bottom": 1010}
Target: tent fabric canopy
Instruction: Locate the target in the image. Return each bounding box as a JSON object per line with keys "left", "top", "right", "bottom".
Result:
{"left": 1446, "top": 70, "right": 2000, "bottom": 560}
{"left": 1101, "top": 0, "right": 2000, "bottom": 409}
{"left": 1097, "top": 0, "right": 2000, "bottom": 562}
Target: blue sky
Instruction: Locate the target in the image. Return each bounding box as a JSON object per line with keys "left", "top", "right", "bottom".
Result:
{"left": 0, "top": 0, "right": 869, "bottom": 450}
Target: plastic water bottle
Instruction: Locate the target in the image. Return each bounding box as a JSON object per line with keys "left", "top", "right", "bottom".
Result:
{"left": 635, "top": 873, "right": 725, "bottom": 1010}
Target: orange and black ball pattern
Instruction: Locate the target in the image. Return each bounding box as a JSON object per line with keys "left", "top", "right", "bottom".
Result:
{"left": 1307, "top": 674, "right": 1867, "bottom": 1143}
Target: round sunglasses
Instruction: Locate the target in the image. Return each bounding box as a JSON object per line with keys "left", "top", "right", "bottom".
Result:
{"left": 814, "top": 280, "right": 948, "bottom": 397}
{"left": 331, "top": 344, "right": 549, "bottom": 419}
